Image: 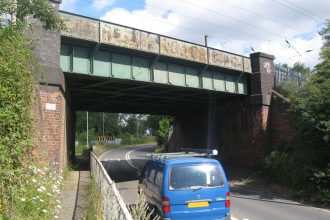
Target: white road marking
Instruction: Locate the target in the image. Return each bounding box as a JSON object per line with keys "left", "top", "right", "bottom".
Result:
{"left": 126, "top": 145, "right": 154, "bottom": 171}
{"left": 231, "top": 215, "right": 250, "bottom": 220}
{"left": 314, "top": 207, "right": 330, "bottom": 213}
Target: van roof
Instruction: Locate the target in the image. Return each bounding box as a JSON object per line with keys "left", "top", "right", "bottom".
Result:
{"left": 150, "top": 156, "right": 219, "bottom": 166}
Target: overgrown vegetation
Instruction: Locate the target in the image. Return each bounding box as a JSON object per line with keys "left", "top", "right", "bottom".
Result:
{"left": 0, "top": 0, "right": 64, "bottom": 218}
{"left": 261, "top": 21, "right": 330, "bottom": 204}
{"left": 128, "top": 189, "right": 159, "bottom": 220}
{"left": 85, "top": 176, "right": 102, "bottom": 220}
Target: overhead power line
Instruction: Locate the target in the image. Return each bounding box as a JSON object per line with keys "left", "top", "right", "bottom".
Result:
{"left": 270, "top": 0, "right": 325, "bottom": 23}
{"left": 279, "top": 0, "right": 326, "bottom": 22}
{"left": 180, "top": 0, "right": 282, "bottom": 38}
{"left": 215, "top": 0, "right": 306, "bottom": 33}
{"left": 75, "top": 0, "right": 273, "bottom": 52}
{"left": 65, "top": 0, "right": 321, "bottom": 59}
{"left": 131, "top": 0, "right": 269, "bottom": 41}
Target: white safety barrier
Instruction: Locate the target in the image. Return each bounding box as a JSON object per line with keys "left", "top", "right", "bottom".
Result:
{"left": 90, "top": 152, "right": 133, "bottom": 220}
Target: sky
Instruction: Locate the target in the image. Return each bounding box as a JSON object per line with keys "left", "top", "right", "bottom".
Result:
{"left": 60, "top": 0, "right": 330, "bottom": 68}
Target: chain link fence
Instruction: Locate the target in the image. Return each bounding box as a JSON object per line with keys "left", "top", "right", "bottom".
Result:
{"left": 90, "top": 152, "right": 133, "bottom": 220}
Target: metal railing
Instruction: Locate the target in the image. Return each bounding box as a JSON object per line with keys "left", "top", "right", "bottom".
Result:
{"left": 90, "top": 152, "right": 133, "bottom": 220}
{"left": 274, "top": 65, "right": 307, "bottom": 88}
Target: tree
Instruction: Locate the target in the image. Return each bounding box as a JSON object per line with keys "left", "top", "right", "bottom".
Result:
{"left": 292, "top": 62, "right": 312, "bottom": 77}
{"left": 290, "top": 21, "right": 330, "bottom": 144}
{"left": 262, "top": 21, "right": 330, "bottom": 203}
{"left": 1, "top": 0, "right": 64, "bottom": 30}
{"left": 157, "top": 117, "right": 171, "bottom": 145}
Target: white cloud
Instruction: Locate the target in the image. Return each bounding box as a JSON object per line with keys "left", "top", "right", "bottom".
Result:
{"left": 92, "top": 0, "right": 115, "bottom": 11}
{"left": 98, "top": 0, "right": 330, "bottom": 68}
{"left": 59, "top": 0, "right": 76, "bottom": 12}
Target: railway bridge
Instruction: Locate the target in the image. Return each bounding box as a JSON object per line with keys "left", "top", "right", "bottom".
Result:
{"left": 33, "top": 1, "right": 285, "bottom": 168}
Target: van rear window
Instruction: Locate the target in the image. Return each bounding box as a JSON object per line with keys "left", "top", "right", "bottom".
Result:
{"left": 169, "top": 164, "right": 224, "bottom": 190}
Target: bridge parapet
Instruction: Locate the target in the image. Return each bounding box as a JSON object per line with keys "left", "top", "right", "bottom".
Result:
{"left": 60, "top": 11, "right": 252, "bottom": 74}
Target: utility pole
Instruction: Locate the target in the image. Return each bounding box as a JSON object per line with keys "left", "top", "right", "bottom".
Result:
{"left": 204, "top": 35, "right": 208, "bottom": 47}
{"left": 86, "top": 111, "right": 89, "bottom": 148}
{"left": 136, "top": 115, "right": 139, "bottom": 138}
{"left": 102, "top": 112, "right": 105, "bottom": 136}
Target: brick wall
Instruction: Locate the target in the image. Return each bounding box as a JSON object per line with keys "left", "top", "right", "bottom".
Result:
{"left": 33, "top": 86, "right": 67, "bottom": 168}
{"left": 269, "top": 94, "right": 295, "bottom": 150}
{"left": 30, "top": 1, "right": 68, "bottom": 169}
{"left": 169, "top": 52, "right": 289, "bottom": 168}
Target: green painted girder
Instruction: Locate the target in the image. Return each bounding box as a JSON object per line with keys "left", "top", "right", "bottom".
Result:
{"left": 61, "top": 43, "right": 247, "bottom": 95}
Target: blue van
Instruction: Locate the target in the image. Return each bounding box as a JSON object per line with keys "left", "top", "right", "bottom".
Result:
{"left": 138, "top": 150, "right": 231, "bottom": 220}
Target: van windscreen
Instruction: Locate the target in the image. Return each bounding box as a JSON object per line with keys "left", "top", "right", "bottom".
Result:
{"left": 169, "top": 164, "right": 224, "bottom": 190}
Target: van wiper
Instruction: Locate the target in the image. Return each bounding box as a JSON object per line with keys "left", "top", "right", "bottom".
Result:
{"left": 190, "top": 186, "right": 205, "bottom": 192}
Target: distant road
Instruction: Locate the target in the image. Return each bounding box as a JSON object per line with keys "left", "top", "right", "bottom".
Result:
{"left": 100, "top": 144, "right": 156, "bottom": 204}
{"left": 100, "top": 145, "right": 330, "bottom": 219}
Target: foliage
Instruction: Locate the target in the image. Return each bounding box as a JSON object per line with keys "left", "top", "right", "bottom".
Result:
{"left": 75, "top": 112, "right": 167, "bottom": 147}
{"left": 121, "top": 133, "right": 155, "bottom": 145}
{"left": 291, "top": 62, "right": 312, "bottom": 77}
{"left": 85, "top": 175, "right": 103, "bottom": 220}
{"left": 156, "top": 117, "right": 171, "bottom": 145}
{"left": 129, "top": 189, "right": 159, "bottom": 220}
{"left": 76, "top": 128, "right": 96, "bottom": 147}
{"left": 11, "top": 163, "right": 63, "bottom": 220}
{"left": 1, "top": 0, "right": 64, "bottom": 30}
{"left": 261, "top": 21, "right": 330, "bottom": 203}
{"left": 310, "top": 163, "right": 330, "bottom": 203}
{"left": 76, "top": 112, "right": 120, "bottom": 139}
{"left": 287, "top": 22, "right": 330, "bottom": 143}
{"left": 0, "top": 24, "right": 36, "bottom": 215}
{"left": 75, "top": 144, "right": 91, "bottom": 156}
{"left": 275, "top": 62, "right": 311, "bottom": 96}
{"left": 0, "top": 0, "right": 64, "bottom": 217}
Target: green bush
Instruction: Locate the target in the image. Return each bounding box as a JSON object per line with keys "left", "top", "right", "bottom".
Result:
{"left": 261, "top": 151, "right": 312, "bottom": 187}
{"left": 261, "top": 150, "right": 329, "bottom": 204}
{"left": 0, "top": 1, "right": 64, "bottom": 215}
{"left": 76, "top": 128, "right": 96, "bottom": 146}
{"left": 261, "top": 21, "right": 330, "bottom": 204}
{"left": 156, "top": 117, "right": 171, "bottom": 145}
{"left": 310, "top": 163, "right": 330, "bottom": 203}
{"left": 11, "top": 164, "right": 63, "bottom": 220}
{"left": 0, "top": 24, "right": 36, "bottom": 215}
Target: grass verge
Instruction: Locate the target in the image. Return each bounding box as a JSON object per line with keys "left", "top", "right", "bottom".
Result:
{"left": 85, "top": 175, "right": 102, "bottom": 220}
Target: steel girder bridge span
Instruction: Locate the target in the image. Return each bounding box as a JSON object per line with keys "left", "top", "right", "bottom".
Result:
{"left": 60, "top": 12, "right": 252, "bottom": 115}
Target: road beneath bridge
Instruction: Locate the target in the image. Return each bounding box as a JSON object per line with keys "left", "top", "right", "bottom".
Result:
{"left": 100, "top": 145, "right": 330, "bottom": 220}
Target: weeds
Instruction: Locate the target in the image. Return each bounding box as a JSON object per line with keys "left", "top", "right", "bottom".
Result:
{"left": 85, "top": 175, "right": 103, "bottom": 220}
{"left": 3, "top": 162, "right": 63, "bottom": 220}
{"left": 128, "top": 189, "right": 160, "bottom": 220}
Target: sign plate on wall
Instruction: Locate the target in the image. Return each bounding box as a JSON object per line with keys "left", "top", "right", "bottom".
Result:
{"left": 46, "top": 103, "right": 56, "bottom": 111}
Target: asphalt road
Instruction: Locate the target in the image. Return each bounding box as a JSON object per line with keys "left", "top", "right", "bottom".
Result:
{"left": 100, "top": 145, "right": 330, "bottom": 220}
{"left": 100, "top": 144, "right": 156, "bottom": 204}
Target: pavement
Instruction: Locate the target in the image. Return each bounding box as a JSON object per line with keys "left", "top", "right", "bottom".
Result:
{"left": 59, "top": 155, "right": 91, "bottom": 220}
